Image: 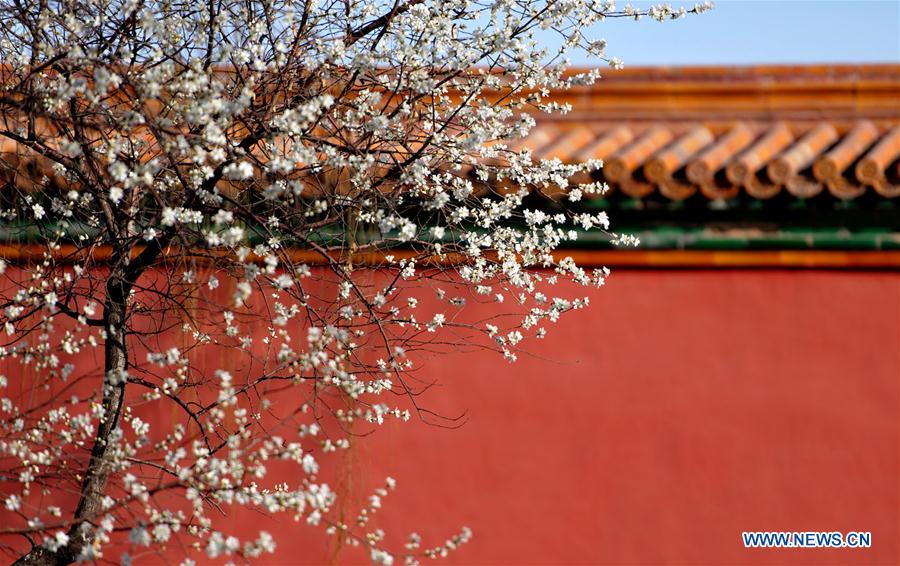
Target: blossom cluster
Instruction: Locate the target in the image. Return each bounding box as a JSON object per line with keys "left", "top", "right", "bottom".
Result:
{"left": 0, "top": 0, "right": 708, "bottom": 562}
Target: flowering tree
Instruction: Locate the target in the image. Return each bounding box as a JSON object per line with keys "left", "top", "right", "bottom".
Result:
{"left": 0, "top": 0, "right": 710, "bottom": 563}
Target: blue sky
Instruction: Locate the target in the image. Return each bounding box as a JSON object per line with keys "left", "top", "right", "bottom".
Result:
{"left": 556, "top": 1, "right": 900, "bottom": 66}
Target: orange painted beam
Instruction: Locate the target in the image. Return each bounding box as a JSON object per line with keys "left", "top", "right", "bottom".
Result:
{"left": 1, "top": 244, "right": 898, "bottom": 269}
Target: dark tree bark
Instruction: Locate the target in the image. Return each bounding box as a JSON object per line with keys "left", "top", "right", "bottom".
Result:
{"left": 15, "top": 277, "right": 130, "bottom": 565}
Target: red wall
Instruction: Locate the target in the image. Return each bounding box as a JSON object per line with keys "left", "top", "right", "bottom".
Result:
{"left": 4, "top": 269, "right": 898, "bottom": 564}
{"left": 241, "top": 270, "right": 898, "bottom": 565}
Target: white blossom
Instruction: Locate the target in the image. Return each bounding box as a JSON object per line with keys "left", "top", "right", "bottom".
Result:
{"left": 0, "top": 0, "right": 711, "bottom": 560}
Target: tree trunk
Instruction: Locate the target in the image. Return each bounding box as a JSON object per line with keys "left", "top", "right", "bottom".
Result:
{"left": 15, "top": 278, "right": 130, "bottom": 565}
